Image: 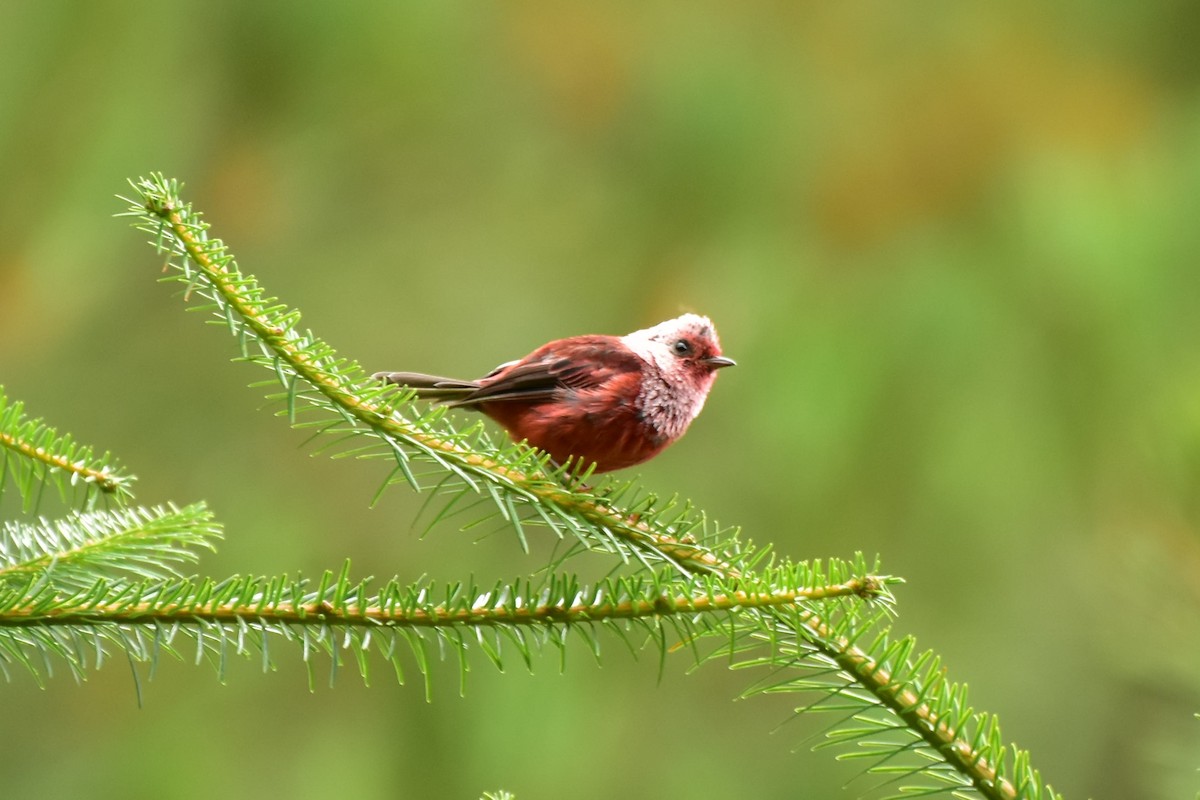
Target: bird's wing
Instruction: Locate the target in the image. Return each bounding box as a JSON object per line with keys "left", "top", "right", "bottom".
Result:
{"left": 450, "top": 336, "right": 643, "bottom": 407}
{"left": 373, "top": 371, "right": 478, "bottom": 389}
{"left": 372, "top": 371, "right": 480, "bottom": 400}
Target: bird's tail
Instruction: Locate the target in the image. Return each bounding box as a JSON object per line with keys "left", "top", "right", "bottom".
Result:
{"left": 372, "top": 371, "right": 481, "bottom": 401}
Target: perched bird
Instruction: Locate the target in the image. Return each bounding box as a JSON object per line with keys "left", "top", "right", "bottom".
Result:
{"left": 373, "top": 314, "right": 734, "bottom": 473}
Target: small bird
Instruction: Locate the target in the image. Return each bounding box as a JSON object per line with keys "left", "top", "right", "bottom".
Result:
{"left": 373, "top": 314, "right": 734, "bottom": 473}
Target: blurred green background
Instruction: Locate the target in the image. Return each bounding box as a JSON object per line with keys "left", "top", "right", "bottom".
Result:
{"left": 3, "top": 2, "right": 1200, "bottom": 798}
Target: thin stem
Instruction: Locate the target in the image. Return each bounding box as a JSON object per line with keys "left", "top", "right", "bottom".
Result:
{"left": 0, "top": 430, "right": 126, "bottom": 495}
{"left": 797, "top": 608, "right": 1018, "bottom": 800}
{"left": 5, "top": 578, "right": 875, "bottom": 629}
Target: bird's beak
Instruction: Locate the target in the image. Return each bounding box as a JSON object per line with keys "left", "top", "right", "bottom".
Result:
{"left": 704, "top": 356, "right": 737, "bottom": 369}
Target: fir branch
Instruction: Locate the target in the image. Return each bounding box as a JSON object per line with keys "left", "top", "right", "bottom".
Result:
{"left": 0, "top": 558, "right": 886, "bottom": 691}
{"left": 2, "top": 571, "right": 880, "bottom": 631}
{"left": 713, "top": 601, "right": 1064, "bottom": 800}
{"left": 118, "top": 174, "right": 734, "bottom": 578}
{"left": 112, "top": 174, "right": 1062, "bottom": 799}
{"left": 790, "top": 608, "right": 1056, "bottom": 800}
{"left": 0, "top": 503, "right": 219, "bottom": 591}
{"left": 0, "top": 386, "right": 135, "bottom": 510}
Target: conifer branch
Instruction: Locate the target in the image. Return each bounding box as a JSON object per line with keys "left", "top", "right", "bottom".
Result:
{"left": 787, "top": 608, "right": 1054, "bottom": 800}
{"left": 100, "top": 174, "right": 1062, "bottom": 799}
{"left": 120, "top": 174, "right": 731, "bottom": 577}
{"left": 0, "top": 555, "right": 889, "bottom": 694}
{"left": 2, "top": 574, "right": 878, "bottom": 630}
{"left": 0, "top": 173, "right": 1063, "bottom": 798}
{"left": 0, "top": 387, "right": 134, "bottom": 508}
{"left": 0, "top": 504, "right": 218, "bottom": 591}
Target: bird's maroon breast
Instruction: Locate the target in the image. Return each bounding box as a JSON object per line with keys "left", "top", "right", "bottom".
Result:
{"left": 480, "top": 390, "right": 667, "bottom": 473}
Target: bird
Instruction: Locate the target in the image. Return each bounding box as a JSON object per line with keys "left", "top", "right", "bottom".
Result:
{"left": 373, "top": 314, "right": 734, "bottom": 473}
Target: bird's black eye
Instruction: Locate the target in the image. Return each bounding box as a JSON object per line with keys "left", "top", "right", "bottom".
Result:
{"left": 672, "top": 339, "right": 691, "bottom": 356}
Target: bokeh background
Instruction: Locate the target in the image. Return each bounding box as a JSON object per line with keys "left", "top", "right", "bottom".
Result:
{"left": 2, "top": 3, "right": 1200, "bottom": 798}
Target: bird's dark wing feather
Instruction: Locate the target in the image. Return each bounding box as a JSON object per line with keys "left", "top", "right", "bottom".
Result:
{"left": 373, "top": 371, "right": 478, "bottom": 389}
{"left": 372, "top": 371, "right": 480, "bottom": 400}
{"left": 449, "top": 336, "right": 642, "bottom": 407}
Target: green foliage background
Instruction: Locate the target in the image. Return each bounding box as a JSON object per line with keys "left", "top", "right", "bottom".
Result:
{"left": 2, "top": 3, "right": 1199, "bottom": 798}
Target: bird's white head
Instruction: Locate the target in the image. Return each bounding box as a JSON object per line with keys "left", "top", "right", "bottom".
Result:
{"left": 620, "top": 313, "right": 735, "bottom": 440}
